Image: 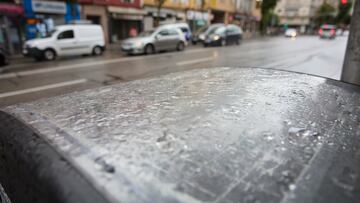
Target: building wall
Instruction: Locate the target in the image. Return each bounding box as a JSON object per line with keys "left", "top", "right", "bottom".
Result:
{"left": 143, "top": 0, "right": 191, "bottom": 10}
{"left": 78, "top": 0, "right": 141, "bottom": 8}
{"left": 80, "top": 4, "right": 109, "bottom": 43}
{"left": 209, "top": 0, "right": 236, "bottom": 13}
{"left": 251, "top": 0, "right": 261, "bottom": 19}
{"left": 275, "top": 0, "right": 314, "bottom": 27}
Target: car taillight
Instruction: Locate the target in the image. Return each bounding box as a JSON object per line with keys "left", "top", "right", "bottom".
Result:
{"left": 319, "top": 29, "right": 323, "bottom": 35}
{"left": 330, "top": 29, "right": 335, "bottom": 35}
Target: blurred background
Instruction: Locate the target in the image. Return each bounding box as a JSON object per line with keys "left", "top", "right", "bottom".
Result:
{"left": 0, "top": 0, "right": 355, "bottom": 106}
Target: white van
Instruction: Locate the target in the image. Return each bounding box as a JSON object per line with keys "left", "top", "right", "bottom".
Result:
{"left": 23, "top": 24, "right": 105, "bottom": 61}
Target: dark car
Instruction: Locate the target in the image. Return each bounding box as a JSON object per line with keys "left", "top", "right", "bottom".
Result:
{"left": 0, "top": 45, "right": 9, "bottom": 68}
{"left": 203, "top": 24, "right": 243, "bottom": 47}
{"left": 191, "top": 23, "right": 224, "bottom": 45}
{"left": 319, "top": 24, "right": 336, "bottom": 39}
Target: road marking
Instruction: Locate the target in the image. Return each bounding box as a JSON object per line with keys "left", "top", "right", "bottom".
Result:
{"left": 0, "top": 78, "right": 87, "bottom": 98}
{"left": 176, "top": 57, "right": 214, "bottom": 66}
{"left": 0, "top": 48, "right": 211, "bottom": 80}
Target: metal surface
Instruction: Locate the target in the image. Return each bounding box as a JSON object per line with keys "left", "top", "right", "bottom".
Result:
{"left": 1, "top": 67, "right": 360, "bottom": 203}
{"left": 341, "top": 0, "right": 360, "bottom": 85}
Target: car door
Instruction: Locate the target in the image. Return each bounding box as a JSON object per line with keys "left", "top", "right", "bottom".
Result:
{"left": 154, "top": 29, "right": 172, "bottom": 51}
{"left": 56, "top": 29, "right": 77, "bottom": 56}
{"left": 167, "top": 28, "right": 181, "bottom": 50}
{"left": 225, "top": 26, "right": 236, "bottom": 45}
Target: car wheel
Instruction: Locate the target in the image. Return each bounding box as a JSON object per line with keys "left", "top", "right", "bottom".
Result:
{"left": 176, "top": 42, "right": 185, "bottom": 51}
{"left": 43, "top": 49, "right": 56, "bottom": 61}
{"left": 221, "top": 39, "right": 226, "bottom": 46}
{"left": 236, "top": 38, "right": 241, "bottom": 45}
{"left": 0, "top": 55, "right": 5, "bottom": 67}
{"left": 92, "top": 46, "right": 103, "bottom": 56}
{"left": 192, "top": 41, "right": 197, "bottom": 45}
{"left": 144, "top": 44, "right": 155, "bottom": 55}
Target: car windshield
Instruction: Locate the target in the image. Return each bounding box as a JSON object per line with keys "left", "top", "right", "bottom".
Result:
{"left": 138, "top": 30, "right": 154, "bottom": 37}
{"left": 194, "top": 26, "right": 208, "bottom": 35}
{"left": 43, "top": 29, "right": 57, "bottom": 38}
{"left": 206, "top": 25, "right": 222, "bottom": 35}
{"left": 212, "top": 27, "right": 226, "bottom": 35}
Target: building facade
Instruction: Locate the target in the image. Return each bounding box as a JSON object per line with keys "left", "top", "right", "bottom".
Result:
{"left": 275, "top": 0, "right": 341, "bottom": 34}
{"left": 209, "top": 0, "right": 235, "bottom": 24}
{"left": 233, "top": 0, "right": 261, "bottom": 38}
{"left": 23, "top": 0, "right": 80, "bottom": 40}
{"left": 78, "top": 0, "right": 144, "bottom": 43}
{"left": 275, "top": 0, "right": 318, "bottom": 33}
{"left": 0, "top": 0, "right": 24, "bottom": 55}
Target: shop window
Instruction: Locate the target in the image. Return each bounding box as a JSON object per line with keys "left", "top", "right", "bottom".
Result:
{"left": 57, "top": 30, "right": 74, "bottom": 40}
{"left": 122, "top": 0, "right": 134, "bottom": 3}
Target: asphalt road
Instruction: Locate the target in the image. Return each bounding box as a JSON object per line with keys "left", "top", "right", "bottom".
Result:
{"left": 0, "top": 35, "right": 348, "bottom": 107}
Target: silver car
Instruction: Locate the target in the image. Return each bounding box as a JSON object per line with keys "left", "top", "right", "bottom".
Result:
{"left": 121, "top": 25, "right": 187, "bottom": 55}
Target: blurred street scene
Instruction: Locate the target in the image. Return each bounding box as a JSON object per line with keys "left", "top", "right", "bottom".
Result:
{"left": 0, "top": 0, "right": 355, "bottom": 106}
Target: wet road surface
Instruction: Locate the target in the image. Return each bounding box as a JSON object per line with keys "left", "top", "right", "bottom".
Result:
{"left": 0, "top": 35, "right": 348, "bottom": 107}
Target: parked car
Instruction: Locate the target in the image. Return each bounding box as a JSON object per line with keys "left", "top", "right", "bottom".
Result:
{"left": 165, "top": 23, "right": 192, "bottom": 41}
{"left": 319, "top": 24, "right": 336, "bottom": 39}
{"left": 203, "top": 24, "right": 243, "bottom": 47}
{"left": 191, "top": 23, "right": 224, "bottom": 45}
{"left": 121, "top": 25, "right": 187, "bottom": 55}
{"left": 0, "top": 45, "right": 9, "bottom": 68}
{"left": 23, "top": 24, "right": 105, "bottom": 61}
{"left": 285, "top": 28, "right": 297, "bottom": 37}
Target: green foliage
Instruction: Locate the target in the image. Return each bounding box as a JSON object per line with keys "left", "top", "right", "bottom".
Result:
{"left": 315, "top": 2, "right": 336, "bottom": 26}
{"left": 336, "top": 1, "right": 353, "bottom": 25}
{"left": 154, "top": 0, "right": 167, "bottom": 26}
{"left": 260, "top": 0, "right": 279, "bottom": 34}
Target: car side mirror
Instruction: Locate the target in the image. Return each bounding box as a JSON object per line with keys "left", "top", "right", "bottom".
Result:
{"left": 155, "top": 34, "right": 161, "bottom": 40}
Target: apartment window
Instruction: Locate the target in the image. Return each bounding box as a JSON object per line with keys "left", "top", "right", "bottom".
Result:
{"left": 123, "top": 0, "right": 134, "bottom": 3}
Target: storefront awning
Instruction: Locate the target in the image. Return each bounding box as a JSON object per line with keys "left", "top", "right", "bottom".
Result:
{"left": 108, "top": 6, "right": 146, "bottom": 15}
{"left": 0, "top": 3, "right": 23, "bottom": 15}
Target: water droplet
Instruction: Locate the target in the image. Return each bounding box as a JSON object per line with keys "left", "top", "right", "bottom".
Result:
{"left": 289, "top": 184, "right": 296, "bottom": 191}
{"left": 284, "top": 120, "right": 292, "bottom": 125}
{"left": 262, "top": 132, "right": 275, "bottom": 141}
{"left": 288, "top": 127, "right": 305, "bottom": 136}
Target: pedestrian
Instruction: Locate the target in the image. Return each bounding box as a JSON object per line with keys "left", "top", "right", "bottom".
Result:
{"left": 129, "top": 27, "right": 137, "bottom": 38}
{"left": 36, "top": 19, "right": 46, "bottom": 38}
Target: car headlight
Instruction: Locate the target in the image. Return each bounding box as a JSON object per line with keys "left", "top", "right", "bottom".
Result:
{"left": 199, "top": 34, "right": 205, "bottom": 40}
{"left": 134, "top": 42, "right": 143, "bottom": 48}
{"left": 213, "top": 35, "right": 220, "bottom": 41}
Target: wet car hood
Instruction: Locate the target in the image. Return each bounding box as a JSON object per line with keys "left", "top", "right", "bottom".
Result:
{"left": 1, "top": 68, "right": 360, "bottom": 203}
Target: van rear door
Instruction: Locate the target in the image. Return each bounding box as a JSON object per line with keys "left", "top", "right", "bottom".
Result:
{"left": 77, "top": 26, "right": 100, "bottom": 54}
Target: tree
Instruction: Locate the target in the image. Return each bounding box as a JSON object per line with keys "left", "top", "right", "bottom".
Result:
{"left": 154, "top": 0, "right": 167, "bottom": 27}
{"left": 200, "top": 0, "right": 206, "bottom": 21}
{"left": 315, "top": 2, "right": 336, "bottom": 26}
{"left": 336, "top": 0, "right": 353, "bottom": 26}
{"left": 260, "top": 0, "right": 278, "bottom": 34}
